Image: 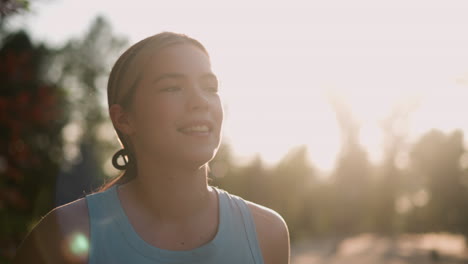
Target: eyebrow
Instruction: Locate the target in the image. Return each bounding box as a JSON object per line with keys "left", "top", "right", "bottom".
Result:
{"left": 152, "top": 72, "right": 218, "bottom": 84}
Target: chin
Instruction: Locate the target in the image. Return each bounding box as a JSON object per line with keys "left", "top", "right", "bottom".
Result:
{"left": 179, "top": 148, "right": 217, "bottom": 167}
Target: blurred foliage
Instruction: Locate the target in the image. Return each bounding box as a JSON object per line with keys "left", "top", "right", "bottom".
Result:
{"left": 0, "top": 0, "right": 29, "bottom": 20}
{"left": 0, "top": 10, "right": 126, "bottom": 262}
{"left": 46, "top": 16, "right": 127, "bottom": 194}
{"left": 0, "top": 30, "right": 68, "bottom": 261}
{"left": 406, "top": 130, "right": 468, "bottom": 235}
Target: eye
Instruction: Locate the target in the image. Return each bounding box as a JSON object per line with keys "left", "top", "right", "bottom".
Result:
{"left": 160, "top": 86, "right": 181, "bottom": 92}
{"left": 205, "top": 86, "right": 219, "bottom": 93}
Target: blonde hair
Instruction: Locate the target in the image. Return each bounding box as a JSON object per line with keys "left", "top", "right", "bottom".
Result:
{"left": 99, "top": 31, "right": 210, "bottom": 191}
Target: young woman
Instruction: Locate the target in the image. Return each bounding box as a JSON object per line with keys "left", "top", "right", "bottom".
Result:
{"left": 14, "top": 31, "right": 290, "bottom": 264}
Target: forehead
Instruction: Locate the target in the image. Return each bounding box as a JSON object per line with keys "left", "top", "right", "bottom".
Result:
{"left": 143, "top": 43, "right": 212, "bottom": 75}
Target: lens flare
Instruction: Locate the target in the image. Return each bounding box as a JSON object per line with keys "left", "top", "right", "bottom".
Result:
{"left": 62, "top": 231, "right": 89, "bottom": 262}
{"left": 70, "top": 232, "right": 89, "bottom": 256}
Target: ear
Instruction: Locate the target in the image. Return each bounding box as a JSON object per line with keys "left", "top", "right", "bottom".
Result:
{"left": 109, "top": 104, "right": 135, "bottom": 136}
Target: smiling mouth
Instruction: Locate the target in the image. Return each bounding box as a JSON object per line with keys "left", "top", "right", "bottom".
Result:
{"left": 177, "top": 125, "right": 211, "bottom": 136}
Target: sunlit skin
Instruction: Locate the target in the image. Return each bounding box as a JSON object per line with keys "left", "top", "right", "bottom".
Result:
{"left": 123, "top": 43, "right": 224, "bottom": 169}
{"left": 13, "top": 43, "right": 290, "bottom": 264}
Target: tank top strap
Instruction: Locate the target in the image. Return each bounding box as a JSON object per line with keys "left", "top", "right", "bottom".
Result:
{"left": 229, "top": 193, "right": 265, "bottom": 264}
{"left": 86, "top": 185, "right": 118, "bottom": 220}
{"left": 85, "top": 185, "right": 123, "bottom": 264}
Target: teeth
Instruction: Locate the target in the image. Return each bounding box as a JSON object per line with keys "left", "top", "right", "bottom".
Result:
{"left": 180, "top": 125, "right": 209, "bottom": 133}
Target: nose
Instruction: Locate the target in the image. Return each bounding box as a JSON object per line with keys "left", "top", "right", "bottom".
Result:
{"left": 186, "top": 83, "right": 209, "bottom": 111}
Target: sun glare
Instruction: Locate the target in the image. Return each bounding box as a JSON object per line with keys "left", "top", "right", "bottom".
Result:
{"left": 21, "top": 0, "right": 468, "bottom": 172}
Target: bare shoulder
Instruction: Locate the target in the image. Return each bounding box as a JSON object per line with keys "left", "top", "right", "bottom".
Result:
{"left": 13, "top": 197, "right": 90, "bottom": 264}
{"left": 244, "top": 200, "right": 290, "bottom": 264}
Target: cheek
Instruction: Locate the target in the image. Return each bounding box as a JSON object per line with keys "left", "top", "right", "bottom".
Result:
{"left": 133, "top": 97, "right": 179, "bottom": 141}
{"left": 212, "top": 98, "right": 224, "bottom": 127}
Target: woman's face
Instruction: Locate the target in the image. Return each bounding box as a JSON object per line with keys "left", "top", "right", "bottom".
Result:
{"left": 127, "top": 43, "right": 223, "bottom": 166}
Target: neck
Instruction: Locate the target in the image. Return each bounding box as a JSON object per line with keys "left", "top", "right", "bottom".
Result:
{"left": 119, "top": 155, "right": 213, "bottom": 223}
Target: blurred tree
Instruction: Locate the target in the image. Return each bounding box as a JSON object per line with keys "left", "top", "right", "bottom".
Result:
{"left": 212, "top": 150, "right": 266, "bottom": 201}
{"left": 47, "top": 16, "right": 128, "bottom": 204}
{"left": 327, "top": 93, "right": 372, "bottom": 236}
{"left": 0, "top": 30, "right": 68, "bottom": 262}
{"left": 268, "top": 145, "right": 316, "bottom": 240}
{"left": 0, "top": 0, "right": 29, "bottom": 22}
{"left": 372, "top": 99, "right": 418, "bottom": 234}
{"left": 0, "top": 12, "right": 127, "bottom": 262}
{"left": 408, "top": 129, "right": 468, "bottom": 237}
{"left": 0, "top": 0, "right": 30, "bottom": 40}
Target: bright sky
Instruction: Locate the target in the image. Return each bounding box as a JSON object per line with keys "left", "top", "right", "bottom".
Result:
{"left": 10, "top": 0, "right": 468, "bottom": 172}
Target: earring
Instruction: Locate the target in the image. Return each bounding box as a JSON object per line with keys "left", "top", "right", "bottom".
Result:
{"left": 112, "top": 148, "right": 129, "bottom": 170}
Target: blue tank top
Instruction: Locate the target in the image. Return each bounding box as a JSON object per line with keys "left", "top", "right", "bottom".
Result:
{"left": 84, "top": 184, "right": 265, "bottom": 264}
